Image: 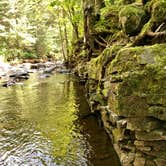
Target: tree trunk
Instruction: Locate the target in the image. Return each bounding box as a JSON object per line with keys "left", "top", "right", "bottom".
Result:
{"left": 63, "top": 20, "right": 69, "bottom": 58}
{"left": 58, "top": 20, "right": 67, "bottom": 62}
{"left": 62, "top": 9, "right": 69, "bottom": 59}
{"left": 83, "top": 0, "right": 104, "bottom": 60}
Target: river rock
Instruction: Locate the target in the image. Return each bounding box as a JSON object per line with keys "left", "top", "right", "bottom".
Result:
{"left": 43, "top": 65, "right": 57, "bottom": 73}
{"left": 2, "top": 80, "right": 16, "bottom": 87}
{"left": 9, "top": 70, "right": 29, "bottom": 79}
{"left": 39, "top": 73, "right": 51, "bottom": 79}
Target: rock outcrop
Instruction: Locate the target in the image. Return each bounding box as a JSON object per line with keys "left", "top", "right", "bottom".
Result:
{"left": 70, "top": 0, "right": 166, "bottom": 165}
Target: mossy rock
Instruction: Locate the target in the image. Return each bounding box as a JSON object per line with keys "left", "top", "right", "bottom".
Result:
{"left": 151, "top": 1, "right": 166, "bottom": 29}
{"left": 87, "top": 56, "right": 101, "bottom": 80}
{"left": 108, "top": 70, "right": 166, "bottom": 119}
{"left": 87, "top": 45, "right": 122, "bottom": 80}
{"left": 119, "top": 4, "right": 146, "bottom": 36}
{"left": 95, "top": 5, "right": 120, "bottom": 33}
{"left": 107, "top": 44, "right": 166, "bottom": 119}
{"left": 108, "top": 44, "right": 166, "bottom": 74}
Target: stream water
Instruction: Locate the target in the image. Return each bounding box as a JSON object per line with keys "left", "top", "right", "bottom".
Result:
{"left": 0, "top": 73, "right": 120, "bottom": 166}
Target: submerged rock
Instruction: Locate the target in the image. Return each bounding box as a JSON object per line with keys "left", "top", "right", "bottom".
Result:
{"left": 2, "top": 80, "right": 16, "bottom": 87}
{"left": 39, "top": 73, "right": 51, "bottom": 79}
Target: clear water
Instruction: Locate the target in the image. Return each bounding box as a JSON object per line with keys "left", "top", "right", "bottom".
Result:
{"left": 0, "top": 73, "right": 120, "bottom": 166}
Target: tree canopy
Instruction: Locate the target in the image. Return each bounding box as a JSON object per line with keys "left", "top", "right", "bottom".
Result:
{"left": 0, "top": 0, "right": 122, "bottom": 61}
{"left": 0, "top": 0, "right": 85, "bottom": 61}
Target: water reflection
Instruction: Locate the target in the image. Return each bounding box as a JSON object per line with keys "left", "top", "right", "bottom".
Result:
{"left": 0, "top": 73, "right": 120, "bottom": 166}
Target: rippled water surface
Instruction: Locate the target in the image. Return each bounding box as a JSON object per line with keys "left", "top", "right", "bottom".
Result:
{"left": 0, "top": 73, "right": 120, "bottom": 166}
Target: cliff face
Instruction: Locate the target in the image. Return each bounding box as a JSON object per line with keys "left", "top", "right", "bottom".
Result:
{"left": 70, "top": 0, "right": 166, "bottom": 165}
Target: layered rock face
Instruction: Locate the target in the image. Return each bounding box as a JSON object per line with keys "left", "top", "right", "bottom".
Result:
{"left": 83, "top": 43, "right": 166, "bottom": 166}
{"left": 100, "top": 44, "right": 166, "bottom": 166}
{"left": 71, "top": 0, "right": 166, "bottom": 165}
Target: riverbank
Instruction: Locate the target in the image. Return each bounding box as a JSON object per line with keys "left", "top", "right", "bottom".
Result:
{"left": 68, "top": 0, "right": 166, "bottom": 165}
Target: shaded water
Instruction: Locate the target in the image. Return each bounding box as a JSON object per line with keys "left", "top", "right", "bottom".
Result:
{"left": 0, "top": 73, "right": 120, "bottom": 166}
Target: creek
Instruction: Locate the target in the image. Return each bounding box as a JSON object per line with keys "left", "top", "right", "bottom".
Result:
{"left": 0, "top": 72, "right": 120, "bottom": 166}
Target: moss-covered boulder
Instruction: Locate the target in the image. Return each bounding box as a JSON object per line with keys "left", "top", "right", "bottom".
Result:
{"left": 119, "top": 4, "right": 146, "bottom": 36}
{"left": 95, "top": 5, "right": 120, "bottom": 33}
{"left": 109, "top": 44, "right": 166, "bottom": 74}
{"left": 151, "top": 0, "right": 166, "bottom": 30}
{"left": 107, "top": 44, "right": 166, "bottom": 120}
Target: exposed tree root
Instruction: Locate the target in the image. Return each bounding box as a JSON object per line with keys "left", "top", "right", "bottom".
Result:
{"left": 132, "top": 31, "right": 166, "bottom": 46}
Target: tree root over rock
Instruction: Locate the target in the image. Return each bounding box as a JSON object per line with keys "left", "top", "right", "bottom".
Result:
{"left": 132, "top": 31, "right": 166, "bottom": 46}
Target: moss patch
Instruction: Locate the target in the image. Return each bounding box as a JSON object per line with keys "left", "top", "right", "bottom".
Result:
{"left": 107, "top": 44, "right": 166, "bottom": 119}
{"left": 88, "top": 45, "right": 123, "bottom": 80}
{"left": 151, "top": 1, "right": 166, "bottom": 30}
{"left": 119, "top": 4, "right": 146, "bottom": 36}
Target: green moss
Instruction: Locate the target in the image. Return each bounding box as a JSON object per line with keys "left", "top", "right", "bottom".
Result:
{"left": 22, "top": 52, "right": 37, "bottom": 59}
{"left": 87, "top": 56, "right": 101, "bottom": 80}
{"left": 88, "top": 45, "right": 123, "bottom": 80}
{"left": 108, "top": 44, "right": 166, "bottom": 74}
{"left": 151, "top": 1, "right": 166, "bottom": 26}
{"left": 119, "top": 4, "right": 146, "bottom": 36}
{"left": 115, "top": 0, "right": 136, "bottom": 5}
{"left": 140, "top": 20, "right": 152, "bottom": 35}
{"left": 109, "top": 69, "right": 165, "bottom": 117}
{"left": 95, "top": 5, "right": 120, "bottom": 33}
{"left": 107, "top": 44, "right": 166, "bottom": 117}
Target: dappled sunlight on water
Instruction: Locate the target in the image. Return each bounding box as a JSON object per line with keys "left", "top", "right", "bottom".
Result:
{"left": 0, "top": 73, "right": 120, "bottom": 166}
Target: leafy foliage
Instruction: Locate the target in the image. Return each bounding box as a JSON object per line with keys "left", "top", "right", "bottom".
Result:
{"left": 0, "top": 0, "right": 60, "bottom": 60}
{"left": 0, "top": 0, "right": 84, "bottom": 61}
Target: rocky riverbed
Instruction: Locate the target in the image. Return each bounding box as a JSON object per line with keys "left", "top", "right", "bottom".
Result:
{"left": 0, "top": 61, "right": 70, "bottom": 87}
